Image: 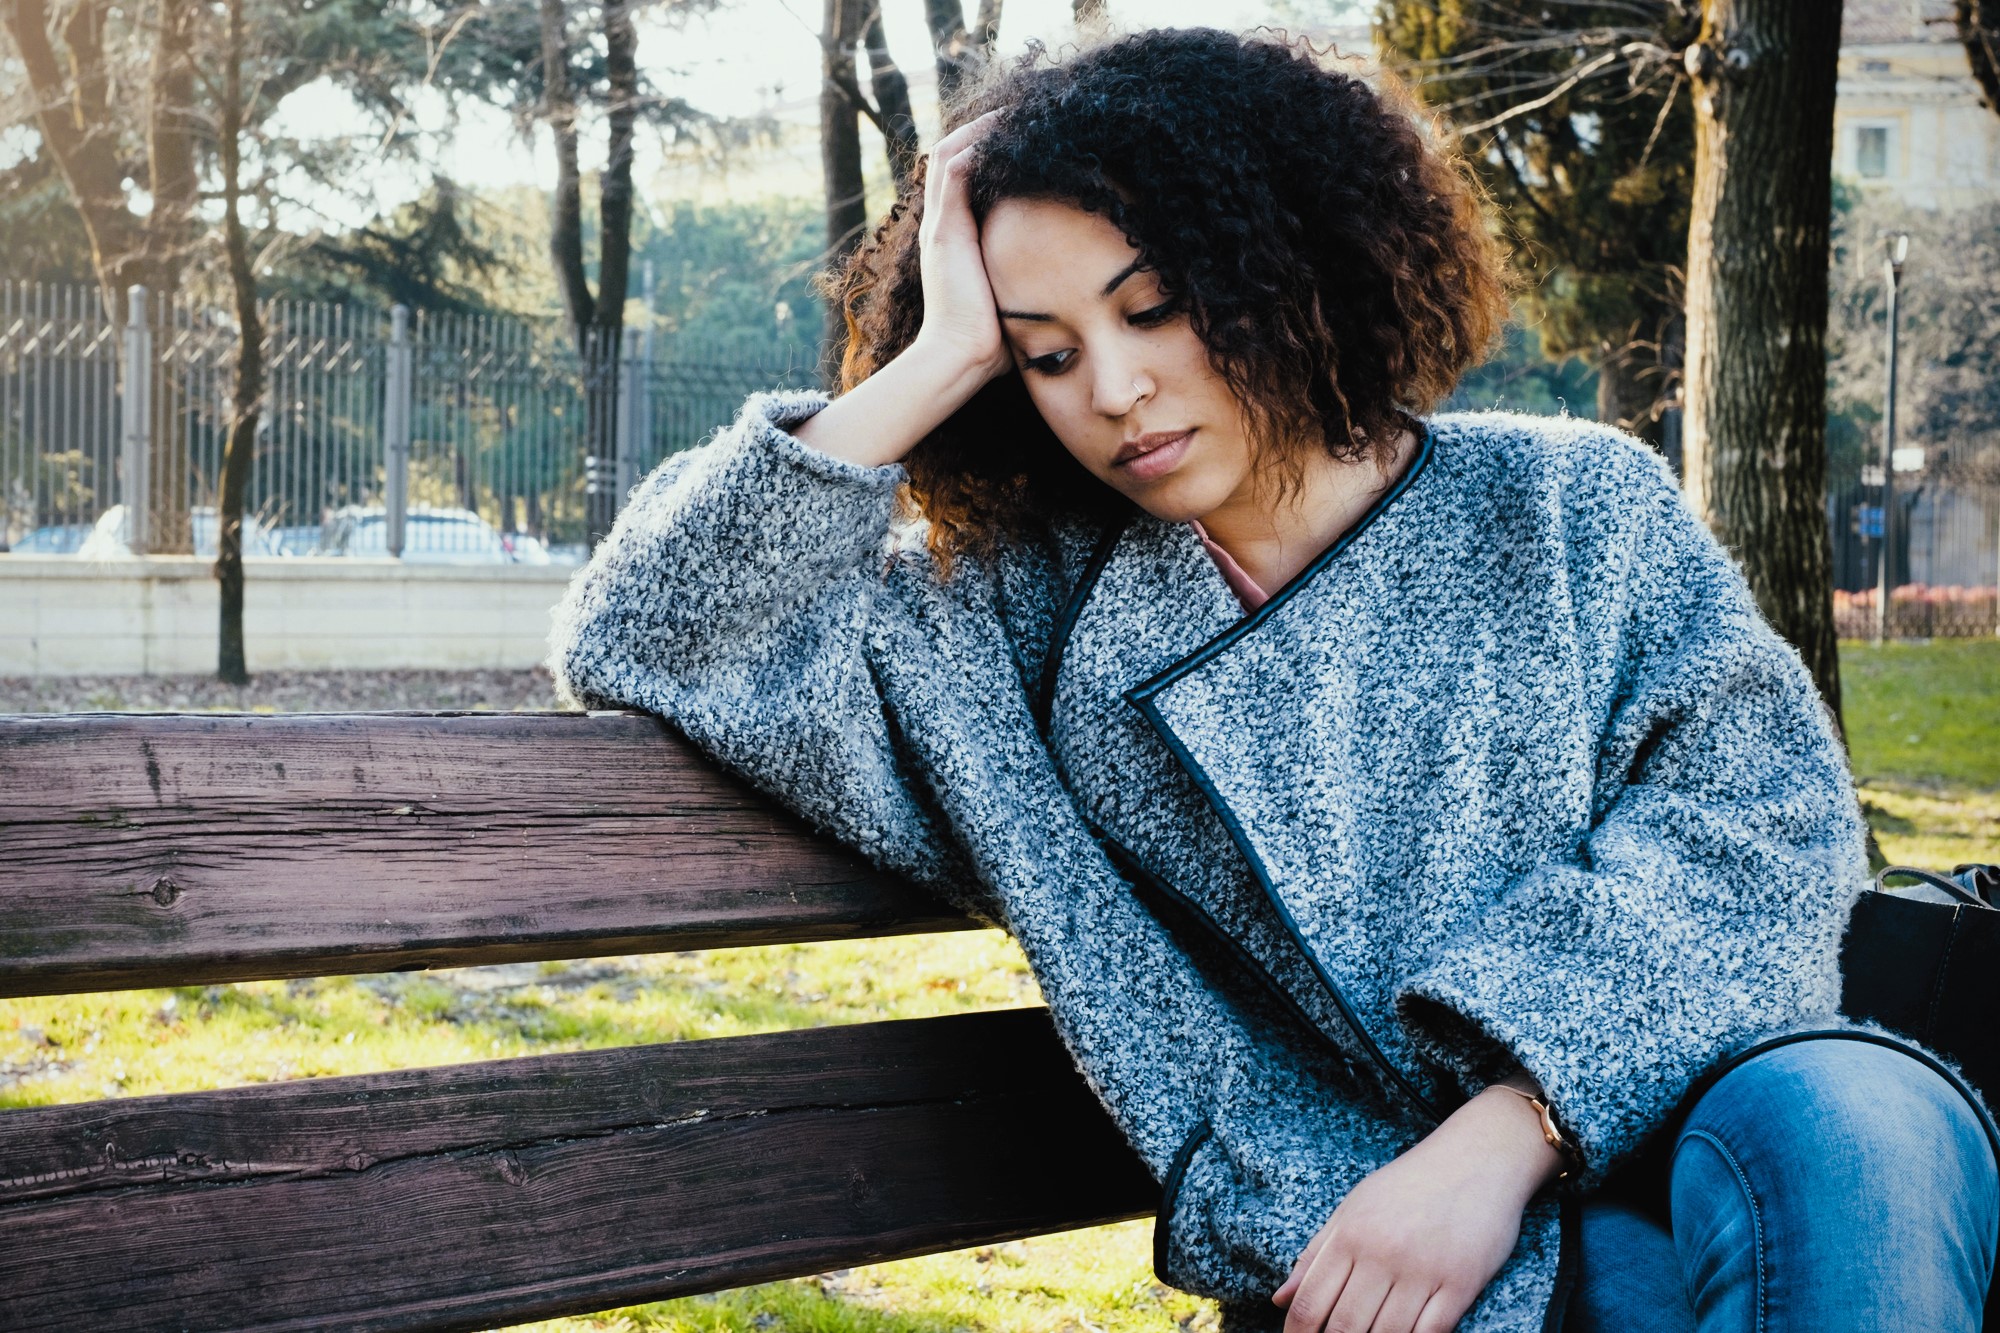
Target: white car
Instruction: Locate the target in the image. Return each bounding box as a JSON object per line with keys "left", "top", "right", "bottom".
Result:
{"left": 316, "top": 505, "right": 552, "bottom": 565}
{"left": 76, "top": 505, "right": 282, "bottom": 559}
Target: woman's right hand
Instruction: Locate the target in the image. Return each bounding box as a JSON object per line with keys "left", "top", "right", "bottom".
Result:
{"left": 793, "top": 111, "right": 1013, "bottom": 469}
{"left": 911, "top": 109, "right": 1014, "bottom": 388}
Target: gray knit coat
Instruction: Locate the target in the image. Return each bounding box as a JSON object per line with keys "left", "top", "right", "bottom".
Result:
{"left": 548, "top": 391, "right": 1887, "bottom": 1329}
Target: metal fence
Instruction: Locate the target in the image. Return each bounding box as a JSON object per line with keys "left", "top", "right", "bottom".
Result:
{"left": 0, "top": 281, "right": 815, "bottom": 561}
{"left": 1828, "top": 480, "right": 2000, "bottom": 638}
{"left": 5, "top": 278, "right": 1998, "bottom": 635}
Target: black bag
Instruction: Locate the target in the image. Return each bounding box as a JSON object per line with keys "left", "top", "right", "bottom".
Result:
{"left": 1840, "top": 862, "right": 2000, "bottom": 1108}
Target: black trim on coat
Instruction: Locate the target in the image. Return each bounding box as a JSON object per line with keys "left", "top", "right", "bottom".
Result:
{"left": 1152, "top": 1117, "right": 1215, "bottom": 1288}
{"left": 1034, "top": 515, "right": 1132, "bottom": 740}
{"left": 1130, "top": 421, "right": 1436, "bottom": 677}
{"left": 1123, "top": 424, "right": 1445, "bottom": 1125}
{"left": 1097, "top": 830, "right": 1344, "bottom": 1062}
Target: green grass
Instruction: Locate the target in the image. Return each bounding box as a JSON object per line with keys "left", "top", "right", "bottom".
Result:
{"left": 0, "top": 934, "right": 1217, "bottom": 1333}
{"left": 1842, "top": 640, "right": 2000, "bottom": 794}
{"left": 1841, "top": 639, "right": 2000, "bottom": 867}
{"left": 0, "top": 933, "right": 1043, "bottom": 1109}
{"left": 498, "top": 1229, "right": 1217, "bottom": 1333}
{"left": 4, "top": 642, "right": 1994, "bottom": 1331}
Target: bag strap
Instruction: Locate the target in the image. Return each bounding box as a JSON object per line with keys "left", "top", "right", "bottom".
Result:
{"left": 1875, "top": 864, "right": 1995, "bottom": 909}
{"left": 1954, "top": 863, "right": 2000, "bottom": 903}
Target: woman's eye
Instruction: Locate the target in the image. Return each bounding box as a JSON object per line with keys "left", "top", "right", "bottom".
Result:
{"left": 1129, "top": 301, "right": 1179, "bottom": 327}
{"left": 1023, "top": 349, "right": 1075, "bottom": 375}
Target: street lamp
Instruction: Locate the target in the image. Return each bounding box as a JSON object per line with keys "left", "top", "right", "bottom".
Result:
{"left": 1875, "top": 231, "right": 1910, "bottom": 646}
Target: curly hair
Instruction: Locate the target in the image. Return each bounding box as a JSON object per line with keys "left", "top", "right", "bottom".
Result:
{"left": 823, "top": 26, "right": 1509, "bottom": 571}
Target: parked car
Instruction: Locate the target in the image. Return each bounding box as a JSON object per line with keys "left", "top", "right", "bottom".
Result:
{"left": 271, "top": 524, "right": 326, "bottom": 557}
{"left": 315, "top": 505, "right": 552, "bottom": 565}
{"left": 75, "top": 505, "right": 282, "bottom": 559}
{"left": 4, "top": 523, "right": 93, "bottom": 554}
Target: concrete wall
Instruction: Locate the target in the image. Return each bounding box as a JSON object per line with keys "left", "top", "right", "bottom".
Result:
{"left": 0, "top": 557, "right": 580, "bottom": 676}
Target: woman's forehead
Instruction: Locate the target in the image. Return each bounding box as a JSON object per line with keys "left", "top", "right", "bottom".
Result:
{"left": 983, "top": 200, "right": 1149, "bottom": 318}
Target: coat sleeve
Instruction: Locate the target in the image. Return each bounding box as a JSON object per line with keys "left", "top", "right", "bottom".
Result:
{"left": 1393, "top": 441, "right": 1870, "bottom": 1189}
{"left": 547, "top": 388, "right": 995, "bottom": 921}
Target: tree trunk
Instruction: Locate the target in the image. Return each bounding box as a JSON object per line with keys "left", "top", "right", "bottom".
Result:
{"left": 923, "top": 0, "right": 975, "bottom": 108}
{"left": 865, "top": 6, "right": 919, "bottom": 193}
{"left": 584, "top": 0, "right": 641, "bottom": 543}
{"left": 144, "top": 0, "right": 199, "bottom": 556}
{"left": 539, "top": 0, "right": 594, "bottom": 335}
{"left": 216, "top": 0, "right": 262, "bottom": 686}
{"left": 972, "top": 0, "right": 1000, "bottom": 57}
{"left": 820, "top": 0, "right": 867, "bottom": 386}
{"left": 1960, "top": 0, "right": 2000, "bottom": 115}
{"left": 3, "top": 0, "right": 199, "bottom": 554}
{"left": 2, "top": 0, "right": 144, "bottom": 297}
{"left": 1595, "top": 338, "right": 1668, "bottom": 452}
{"left": 595, "top": 0, "right": 638, "bottom": 339}
{"left": 1681, "top": 0, "right": 1844, "bottom": 724}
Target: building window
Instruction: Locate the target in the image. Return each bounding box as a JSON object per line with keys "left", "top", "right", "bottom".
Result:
{"left": 1857, "top": 125, "right": 1891, "bottom": 178}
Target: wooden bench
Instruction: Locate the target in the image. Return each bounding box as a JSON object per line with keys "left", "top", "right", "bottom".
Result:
{"left": 0, "top": 711, "right": 1156, "bottom": 1332}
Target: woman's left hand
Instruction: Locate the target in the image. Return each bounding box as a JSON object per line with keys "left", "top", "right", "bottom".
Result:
{"left": 1271, "top": 1082, "right": 1565, "bottom": 1333}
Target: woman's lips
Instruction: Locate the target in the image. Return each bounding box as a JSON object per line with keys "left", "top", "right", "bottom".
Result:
{"left": 1115, "top": 429, "right": 1193, "bottom": 481}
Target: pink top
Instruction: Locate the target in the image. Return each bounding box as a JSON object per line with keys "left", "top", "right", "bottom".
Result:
{"left": 1189, "top": 520, "right": 1270, "bottom": 611}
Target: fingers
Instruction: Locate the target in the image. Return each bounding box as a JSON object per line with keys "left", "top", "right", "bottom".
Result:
{"left": 1280, "top": 1248, "right": 1351, "bottom": 1333}
{"left": 1413, "top": 1285, "right": 1469, "bottom": 1333}
{"left": 921, "top": 108, "right": 1004, "bottom": 217}
{"left": 1371, "top": 1279, "right": 1442, "bottom": 1333}
{"left": 1279, "top": 1238, "right": 1454, "bottom": 1333}
{"left": 1320, "top": 1263, "right": 1389, "bottom": 1333}
{"left": 1274, "top": 1227, "right": 1330, "bottom": 1307}
{"left": 930, "top": 107, "right": 1004, "bottom": 168}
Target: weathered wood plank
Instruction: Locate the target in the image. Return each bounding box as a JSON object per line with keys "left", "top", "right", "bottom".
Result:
{"left": 0, "top": 1008, "right": 1157, "bottom": 1333}
{"left": 0, "top": 712, "right": 977, "bottom": 997}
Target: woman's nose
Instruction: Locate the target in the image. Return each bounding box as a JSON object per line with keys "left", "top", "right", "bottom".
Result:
{"left": 1090, "top": 355, "right": 1154, "bottom": 418}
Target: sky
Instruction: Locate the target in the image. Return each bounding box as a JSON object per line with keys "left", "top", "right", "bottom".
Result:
{"left": 264, "top": 0, "right": 1363, "bottom": 228}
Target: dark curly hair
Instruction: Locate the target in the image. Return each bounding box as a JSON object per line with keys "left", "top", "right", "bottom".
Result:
{"left": 824, "top": 26, "right": 1509, "bottom": 570}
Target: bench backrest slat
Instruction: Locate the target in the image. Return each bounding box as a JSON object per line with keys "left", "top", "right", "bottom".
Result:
{"left": 0, "top": 711, "right": 1153, "bottom": 1333}
{"left": 0, "top": 1008, "right": 1156, "bottom": 1332}
{"left": 0, "top": 712, "right": 974, "bottom": 999}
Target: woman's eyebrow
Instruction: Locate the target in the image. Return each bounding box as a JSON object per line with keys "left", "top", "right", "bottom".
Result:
{"left": 1098, "top": 260, "right": 1143, "bottom": 296}
{"left": 998, "top": 260, "right": 1146, "bottom": 322}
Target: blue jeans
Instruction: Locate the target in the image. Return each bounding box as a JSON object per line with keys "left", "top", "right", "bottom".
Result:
{"left": 1568, "top": 1037, "right": 1999, "bottom": 1332}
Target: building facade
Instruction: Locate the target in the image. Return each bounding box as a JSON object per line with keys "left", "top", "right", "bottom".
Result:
{"left": 1837, "top": 0, "right": 2000, "bottom": 210}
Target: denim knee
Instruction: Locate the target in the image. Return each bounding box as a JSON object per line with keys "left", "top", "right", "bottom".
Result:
{"left": 1672, "top": 1037, "right": 1998, "bottom": 1330}
{"left": 1680, "top": 1040, "right": 1994, "bottom": 1201}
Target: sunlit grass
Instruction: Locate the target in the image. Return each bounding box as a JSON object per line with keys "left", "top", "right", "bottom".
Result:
{"left": 1856, "top": 781, "right": 2000, "bottom": 869}
{"left": 0, "top": 933, "right": 1217, "bottom": 1332}
{"left": 502, "top": 1226, "right": 1218, "bottom": 1333}
{"left": 0, "top": 931, "right": 1040, "bottom": 1109}
{"left": 1842, "top": 639, "right": 2000, "bottom": 795}
{"left": 1841, "top": 638, "right": 1999, "bottom": 868}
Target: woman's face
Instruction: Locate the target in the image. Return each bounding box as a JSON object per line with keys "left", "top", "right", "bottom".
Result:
{"left": 980, "top": 198, "right": 1258, "bottom": 523}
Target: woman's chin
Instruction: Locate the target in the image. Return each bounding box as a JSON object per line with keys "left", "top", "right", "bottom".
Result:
{"left": 1119, "top": 473, "right": 1235, "bottom": 526}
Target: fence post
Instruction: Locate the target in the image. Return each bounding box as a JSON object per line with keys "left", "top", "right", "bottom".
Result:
{"left": 120, "top": 286, "right": 152, "bottom": 555}
{"left": 615, "top": 325, "right": 645, "bottom": 508}
{"left": 384, "top": 305, "right": 413, "bottom": 558}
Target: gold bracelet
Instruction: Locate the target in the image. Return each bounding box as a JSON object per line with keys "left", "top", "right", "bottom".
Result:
{"left": 1490, "top": 1085, "right": 1578, "bottom": 1180}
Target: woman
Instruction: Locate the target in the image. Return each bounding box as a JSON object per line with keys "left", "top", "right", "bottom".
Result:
{"left": 550, "top": 27, "right": 1998, "bottom": 1333}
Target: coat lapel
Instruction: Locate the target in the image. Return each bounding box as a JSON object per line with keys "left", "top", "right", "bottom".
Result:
{"left": 1124, "top": 427, "right": 1459, "bottom": 1120}
{"left": 1046, "top": 434, "right": 1458, "bottom": 1119}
